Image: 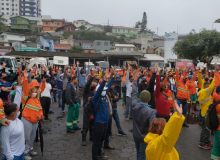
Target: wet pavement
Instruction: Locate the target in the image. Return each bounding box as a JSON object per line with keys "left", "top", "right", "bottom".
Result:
{"left": 31, "top": 101, "right": 212, "bottom": 160}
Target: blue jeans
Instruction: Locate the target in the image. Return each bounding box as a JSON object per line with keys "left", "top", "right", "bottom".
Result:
{"left": 3, "top": 153, "right": 24, "bottom": 160}
{"left": 58, "top": 89, "right": 65, "bottom": 111}
{"left": 134, "top": 138, "right": 147, "bottom": 160}
{"left": 112, "top": 109, "right": 123, "bottom": 133}
{"left": 53, "top": 90, "right": 57, "bottom": 102}
{"left": 177, "top": 99, "right": 187, "bottom": 123}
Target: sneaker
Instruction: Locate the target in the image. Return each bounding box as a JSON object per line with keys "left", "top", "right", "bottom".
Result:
{"left": 29, "top": 151, "right": 38, "bottom": 156}
{"left": 182, "top": 123, "right": 189, "bottom": 127}
{"left": 198, "top": 144, "right": 211, "bottom": 150}
{"left": 24, "top": 155, "right": 32, "bottom": 160}
{"left": 207, "top": 142, "right": 214, "bottom": 147}
{"left": 104, "top": 145, "right": 115, "bottom": 150}
{"left": 98, "top": 155, "right": 108, "bottom": 160}
{"left": 118, "top": 131, "right": 127, "bottom": 136}
{"left": 82, "top": 140, "right": 87, "bottom": 146}
{"left": 67, "top": 130, "right": 75, "bottom": 133}
{"left": 125, "top": 117, "right": 129, "bottom": 121}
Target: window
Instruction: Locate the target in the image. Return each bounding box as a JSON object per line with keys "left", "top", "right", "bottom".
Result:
{"left": 12, "top": 4, "right": 14, "bottom": 6}
{"left": 117, "top": 29, "right": 120, "bottom": 32}
{"left": 70, "top": 28, "right": 72, "bottom": 31}
{"left": 6, "top": 12, "right": 9, "bottom": 15}
{"left": 68, "top": 41, "right": 70, "bottom": 44}
{"left": 2, "top": 12, "right": 4, "bottom": 15}
{"left": 97, "top": 42, "right": 101, "bottom": 45}
{"left": 119, "top": 48, "right": 123, "bottom": 51}
{"left": 50, "top": 27, "right": 53, "bottom": 30}
{"left": 104, "top": 42, "right": 108, "bottom": 46}
{"left": 22, "top": 25, "right": 26, "bottom": 29}
{"left": 131, "top": 30, "right": 133, "bottom": 33}
{"left": 11, "top": 19, "right": 17, "bottom": 23}
{"left": 127, "top": 48, "right": 131, "bottom": 51}
{"left": 57, "top": 23, "right": 60, "bottom": 25}
{"left": 1, "top": 8, "right": 4, "bottom": 10}
{"left": 76, "top": 22, "right": 78, "bottom": 24}
{"left": 6, "top": 3, "right": 9, "bottom": 6}
{"left": 12, "top": 13, "right": 14, "bottom": 15}
{"left": 66, "top": 27, "right": 68, "bottom": 30}
{"left": 22, "top": 20, "right": 26, "bottom": 23}
{"left": 16, "top": 13, "right": 17, "bottom": 15}
{"left": 1, "top": 3, "right": 4, "bottom": 5}
{"left": 123, "top": 29, "right": 125, "bottom": 32}
{"left": 12, "top": 25, "right": 16, "bottom": 28}
{"left": 46, "top": 22, "right": 48, "bottom": 24}
{"left": 6, "top": 8, "right": 9, "bottom": 10}
{"left": 142, "top": 40, "right": 146, "bottom": 44}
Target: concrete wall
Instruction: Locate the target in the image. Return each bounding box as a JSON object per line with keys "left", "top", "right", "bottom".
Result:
{"left": 74, "top": 41, "right": 93, "bottom": 49}
{"left": 115, "top": 47, "right": 134, "bottom": 52}
{"left": 0, "top": 33, "right": 25, "bottom": 42}
{"left": 93, "top": 40, "right": 111, "bottom": 53}
{"left": 112, "top": 28, "right": 138, "bottom": 38}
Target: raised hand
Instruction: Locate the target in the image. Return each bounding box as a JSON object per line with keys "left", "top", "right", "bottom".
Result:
{"left": 133, "top": 69, "right": 139, "bottom": 80}
{"left": 152, "top": 66, "right": 156, "bottom": 73}
{"left": 17, "top": 75, "right": 23, "bottom": 86}
{"left": 76, "top": 61, "right": 80, "bottom": 66}
{"left": 24, "top": 69, "right": 28, "bottom": 79}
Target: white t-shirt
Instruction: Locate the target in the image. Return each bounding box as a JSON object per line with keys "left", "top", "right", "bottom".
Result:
{"left": 1, "top": 118, "right": 25, "bottom": 160}
{"left": 41, "top": 83, "right": 52, "bottom": 97}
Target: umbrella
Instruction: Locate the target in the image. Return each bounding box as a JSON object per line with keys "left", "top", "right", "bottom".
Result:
{"left": 38, "top": 121, "right": 44, "bottom": 156}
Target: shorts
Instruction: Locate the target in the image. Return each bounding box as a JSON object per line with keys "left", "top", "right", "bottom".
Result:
{"left": 190, "top": 94, "right": 197, "bottom": 104}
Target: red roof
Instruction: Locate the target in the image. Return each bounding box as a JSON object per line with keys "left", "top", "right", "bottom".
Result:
{"left": 112, "top": 26, "right": 137, "bottom": 30}
{"left": 0, "top": 46, "right": 15, "bottom": 51}
{"left": 54, "top": 44, "right": 72, "bottom": 50}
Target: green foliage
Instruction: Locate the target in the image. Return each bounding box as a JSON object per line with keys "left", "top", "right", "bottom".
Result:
{"left": 173, "top": 29, "right": 220, "bottom": 68}
{"left": 0, "top": 15, "right": 7, "bottom": 31}
{"left": 64, "top": 30, "right": 125, "bottom": 43}
{"left": 70, "top": 45, "right": 83, "bottom": 53}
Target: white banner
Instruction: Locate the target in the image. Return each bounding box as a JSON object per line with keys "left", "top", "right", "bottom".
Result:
{"left": 164, "top": 33, "right": 178, "bottom": 63}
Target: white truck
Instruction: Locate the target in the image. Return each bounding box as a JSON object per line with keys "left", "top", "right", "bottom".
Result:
{"left": 96, "top": 61, "right": 109, "bottom": 69}
{"left": 84, "top": 62, "right": 95, "bottom": 70}
{"left": 0, "top": 56, "right": 19, "bottom": 74}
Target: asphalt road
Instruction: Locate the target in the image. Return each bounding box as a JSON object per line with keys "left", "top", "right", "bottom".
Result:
{"left": 30, "top": 100, "right": 212, "bottom": 160}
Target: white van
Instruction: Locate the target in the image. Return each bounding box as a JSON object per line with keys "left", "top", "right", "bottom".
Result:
{"left": 53, "top": 56, "right": 69, "bottom": 66}
{"left": 96, "top": 61, "right": 109, "bottom": 69}
{"left": 0, "top": 56, "right": 19, "bottom": 74}
{"left": 30, "top": 57, "right": 47, "bottom": 68}
{"left": 84, "top": 62, "right": 95, "bottom": 70}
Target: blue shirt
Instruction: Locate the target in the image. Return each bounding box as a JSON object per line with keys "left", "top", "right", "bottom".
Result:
{"left": 0, "top": 80, "right": 12, "bottom": 100}
{"left": 77, "top": 67, "right": 90, "bottom": 88}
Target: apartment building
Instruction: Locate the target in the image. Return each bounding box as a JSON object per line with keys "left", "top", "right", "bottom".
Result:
{"left": 0, "top": 0, "right": 20, "bottom": 16}
{"left": 20, "top": 0, "right": 42, "bottom": 17}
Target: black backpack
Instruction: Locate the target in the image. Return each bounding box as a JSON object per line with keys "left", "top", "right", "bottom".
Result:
{"left": 84, "top": 98, "right": 102, "bottom": 121}
{"left": 205, "top": 101, "right": 220, "bottom": 130}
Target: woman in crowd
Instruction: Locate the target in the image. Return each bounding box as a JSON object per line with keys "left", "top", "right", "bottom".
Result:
{"left": 144, "top": 100, "right": 185, "bottom": 160}
{"left": 21, "top": 70, "right": 45, "bottom": 160}
{"left": 1, "top": 102, "right": 25, "bottom": 160}
{"left": 155, "top": 64, "right": 171, "bottom": 122}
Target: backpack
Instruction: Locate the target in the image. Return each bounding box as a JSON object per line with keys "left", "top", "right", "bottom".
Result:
{"left": 205, "top": 101, "right": 220, "bottom": 130}
{"left": 84, "top": 98, "right": 102, "bottom": 121}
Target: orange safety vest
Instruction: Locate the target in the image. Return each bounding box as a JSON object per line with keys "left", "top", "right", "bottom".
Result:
{"left": 176, "top": 71, "right": 190, "bottom": 101}
{"left": 167, "top": 90, "right": 174, "bottom": 108}
{"left": 0, "top": 99, "right": 5, "bottom": 120}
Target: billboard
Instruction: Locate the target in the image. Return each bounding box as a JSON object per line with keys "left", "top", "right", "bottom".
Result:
{"left": 164, "top": 32, "right": 178, "bottom": 63}
{"left": 176, "top": 61, "right": 195, "bottom": 70}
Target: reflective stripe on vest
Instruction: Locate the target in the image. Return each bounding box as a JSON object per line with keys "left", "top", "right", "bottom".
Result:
{"left": 177, "top": 87, "right": 188, "bottom": 93}
{"left": 22, "top": 92, "right": 28, "bottom": 100}
{"left": 22, "top": 103, "right": 41, "bottom": 112}
{"left": 0, "top": 109, "right": 4, "bottom": 114}
{"left": 199, "top": 98, "right": 212, "bottom": 105}
{"left": 211, "top": 154, "right": 220, "bottom": 160}
{"left": 168, "top": 97, "right": 173, "bottom": 100}
{"left": 206, "top": 88, "right": 211, "bottom": 96}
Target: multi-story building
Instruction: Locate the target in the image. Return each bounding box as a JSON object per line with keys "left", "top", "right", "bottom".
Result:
{"left": 113, "top": 44, "right": 136, "bottom": 52}
{"left": 112, "top": 26, "right": 138, "bottom": 38}
{"left": 42, "top": 19, "right": 67, "bottom": 32}
{"left": 0, "top": 0, "right": 20, "bottom": 16}
{"left": 20, "top": 0, "right": 42, "bottom": 17}
{"left": 73, "top": 20, "right": 88, "bottom": 28}
{"left": 93, "top": 40, "right": 111, "bottom": 53}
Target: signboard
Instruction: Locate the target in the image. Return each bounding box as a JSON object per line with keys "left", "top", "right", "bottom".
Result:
{"left": 176, "top": 61, "right": 195, "bottom": 70}
{"left": 164, "top": 33, "right": 178, "bottom": 63}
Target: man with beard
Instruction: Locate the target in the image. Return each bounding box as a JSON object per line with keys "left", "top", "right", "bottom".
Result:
{"left": 66, "top": 76, "right": 81, "bottom": 133}
{"left": 77, "top": 61, "right": 90, "bottom": 106}
{"left": 82, "top": 70, "right": 97, "bottom": 146}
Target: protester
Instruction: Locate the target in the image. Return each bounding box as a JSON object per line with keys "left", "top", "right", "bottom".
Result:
{"left": 131, "top": 68, "right": 155, "bottom": 160}
{"left": 0, "top": 72, "right": 12, "bottom": 102}
{"left": 1, "top": 102, "right": 25, "bottom": 160}
{"left": 114, "top": 73, "right": 122, "bottom": 99}
{"left": 198, "top": 64, "right": 218, "bottom": 150}
{"left": 155, "top": 64, "right": 171, "bottom": 122}
{"left": 21, "top": 69, "right": 45, "bottom": 159}
{"left": 66, "top": 76, "right": 81, "bottom": 133}
{"left": 144, "top": 100, "right": 185, "bottom": 160}
{"left": 92, "top": 70, "right": 114, "bottom": 160}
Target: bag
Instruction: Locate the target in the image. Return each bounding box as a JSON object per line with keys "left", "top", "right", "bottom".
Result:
{"left": 62, "top": 90, "right": 66, "bottom": 103}
{"left": 84, "top": 98, "right": 102, "bottom": 121}
{"left": 205, "top": 101, "right": 220, "bottom": 130}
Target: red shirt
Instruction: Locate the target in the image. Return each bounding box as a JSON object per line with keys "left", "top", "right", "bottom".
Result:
{"left": 155, "top": 75, "right": 170, "bottom": 116}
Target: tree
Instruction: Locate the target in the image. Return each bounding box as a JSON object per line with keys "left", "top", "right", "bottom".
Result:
{"left": 80, "top": 25, "right": 86, "bottom": 30}
{"left": 70, "top": 45, "right": 83, "bottom": 53}
{"left": 0, "top": 15, "right": 7, "bottom": 31}
{"left": 172, "top": 29, "right": 220, "bottom": 69}
{"left": 141, "top": 12, "right": 147, "bottom": 31}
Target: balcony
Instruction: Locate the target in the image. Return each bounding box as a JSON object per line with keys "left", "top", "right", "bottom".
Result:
{"left": 21, "top": 1, "right": 36, "bottom": 5}
{"left": 22, "top": 10, "right": 36, "bottom": 14}
{"left": 22, "top": 6, "right": 36, "bottom": 10}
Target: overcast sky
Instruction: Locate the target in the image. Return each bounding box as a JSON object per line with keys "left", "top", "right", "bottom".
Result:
{"left": 42, "top": 0, "right": 220, "bottom": 36}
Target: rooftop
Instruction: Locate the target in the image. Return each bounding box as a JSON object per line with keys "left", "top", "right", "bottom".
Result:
{"left": 54, "top": 44, "right": 72, "bottom": 50}
{"left": 75, "top": 40, "right": 93, "bottom": 43}
{"left": 42, "top": 19, "right": 65, "bottom": 22}
{"left": 112, "top": 26, "right": 138, "bottom": 30}
{"left": 0, "top": 46, "right": 15, "bottom": 51}
{"left": 101, "top": 51, "right": 143, "bottom": 56}
{"left": 43, "top": 36, "right": 61, "bottom": 40}
{"left": 136, "top": 54, "right": 164, "bottom": 61}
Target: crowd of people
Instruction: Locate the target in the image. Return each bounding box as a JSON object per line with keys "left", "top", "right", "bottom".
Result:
{"left": 0, "top": 59, "right": 219, "bottom": 160}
